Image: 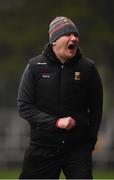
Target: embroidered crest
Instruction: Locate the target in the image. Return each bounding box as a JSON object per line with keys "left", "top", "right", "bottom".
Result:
{"left": 74, "top": 72, "right": 80, "bottom": 80}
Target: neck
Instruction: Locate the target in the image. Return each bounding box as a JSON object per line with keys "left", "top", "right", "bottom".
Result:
{"left": 52, "top": 46, "right": 63, "bottom": 63}
{"left": 55, "top": 55, "right": 66, "bottom": 64}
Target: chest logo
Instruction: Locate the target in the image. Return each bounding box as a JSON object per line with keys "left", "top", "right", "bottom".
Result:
{"left": 42, "top": 73, "right": 51, "bottom": 78}
{"left": 74, "top": 72, "right": 80, "bottom": 80}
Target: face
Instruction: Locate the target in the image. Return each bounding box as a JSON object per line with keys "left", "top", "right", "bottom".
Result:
{"left": 52, "top": 33, "right": 79, "bottom": 62}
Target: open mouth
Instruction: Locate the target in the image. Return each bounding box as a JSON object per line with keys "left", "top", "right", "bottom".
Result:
{"left": 68, "top": 44, "right": 76, "bottom": 50}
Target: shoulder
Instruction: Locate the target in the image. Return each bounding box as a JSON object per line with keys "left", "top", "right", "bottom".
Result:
{"left": 29, "top": 54, "right": 47, "bottom": 65}
{"left": 76, "top": 56, "right": 99, "bottom": 81}
{"left": 79, "top": 56, "right": 95, "bottom": 68}
{"left": 80, "top": 57, "right": 102, "bottom": 82}
{"left": 77, "top": 56, "right": 98, "bottom": 75}
{"left": 28, "top": 54, "right": 48, "bottom": 70}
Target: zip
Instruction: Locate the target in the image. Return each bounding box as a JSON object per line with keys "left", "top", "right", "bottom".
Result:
{"left": 61, "top": 65, "right": 64, "bottom": 69}
{"left": 58, "top": 64, "right": 64, "bottom": 116}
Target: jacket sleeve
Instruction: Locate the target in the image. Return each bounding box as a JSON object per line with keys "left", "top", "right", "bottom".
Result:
{"left": 88, "top": 64, "right": 103, "bottom": 150}
{"left": 17, "top": 63, "right": 58, "bottom": 130}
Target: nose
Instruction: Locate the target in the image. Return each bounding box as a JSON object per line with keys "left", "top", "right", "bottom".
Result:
{"left": 70, "top": 34, "right": 79, "bottom": 42}
{"left": 70, "top": 34, "right": 77, "bottom": 39}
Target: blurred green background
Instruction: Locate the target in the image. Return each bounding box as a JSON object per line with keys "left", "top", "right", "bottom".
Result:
{"left": 0, "top": 169, "right": 114, "bottom": 179}
{"left": 0, "top": 0, "right": 114, "bottom": 179}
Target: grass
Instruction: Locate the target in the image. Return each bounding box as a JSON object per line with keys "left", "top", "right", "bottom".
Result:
{"left": 60, "top": 169, "right": 114, "bottom": 179}
{"left": 0, "top": 169, "right": 114, "bottom": 179}
{"left": 0, "top": 169, "right": 20, "bottom": 179}
{"left": 93, "top": 169, "right": 114, "bottom": 179}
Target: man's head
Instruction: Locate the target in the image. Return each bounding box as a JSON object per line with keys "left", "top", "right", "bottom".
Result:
{"left": 49, "top": 16, "right": 79, "bottom": 62}
{"left": 49, "top": 16, "right": 79, "bottom": 43}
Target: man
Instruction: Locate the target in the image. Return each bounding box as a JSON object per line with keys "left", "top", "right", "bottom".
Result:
{"left": 17, "top": 16, "right": 103, "bottom": 179}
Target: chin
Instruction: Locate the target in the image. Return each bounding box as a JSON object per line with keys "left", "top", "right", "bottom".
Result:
{"left": 67, "top": 50, "right": 76, "bottom": 57}
{"left": 68, "top": 54, "right": 76, "bottom": 59}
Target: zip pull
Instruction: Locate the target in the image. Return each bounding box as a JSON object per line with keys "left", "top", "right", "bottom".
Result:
{"left": 61, "top": 65, "right": 64, "bottom": 69}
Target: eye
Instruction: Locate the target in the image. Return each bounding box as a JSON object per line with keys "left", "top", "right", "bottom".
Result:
{"left": 66, "top": 33, "right": 78, "bottom": 37}
{"left": 66, "top": 33, "right": 71, "bottom": 37}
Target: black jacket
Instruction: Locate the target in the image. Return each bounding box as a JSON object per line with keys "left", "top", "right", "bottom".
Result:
{"left": 17, "top": 44, "right": 103, "bottom": 150}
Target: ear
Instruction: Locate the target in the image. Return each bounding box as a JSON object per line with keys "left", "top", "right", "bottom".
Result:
{"left": 52, "top": 42, "right": 56, "bottom": 46}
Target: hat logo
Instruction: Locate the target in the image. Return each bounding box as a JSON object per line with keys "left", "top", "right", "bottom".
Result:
{"left": 74, "top": 72, "right": 80, "bottom": 80}
{"left": 63, "top": 18, "right": 71, "bottom": 24}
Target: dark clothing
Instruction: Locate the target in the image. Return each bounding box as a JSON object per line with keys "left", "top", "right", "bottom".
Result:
{"left": 17, "top": 44, "right": 103, "bottom": 151}
{"left": 19, "top": 144, "right": 93, "bottom": 179}
{"left": 18, "top": 43, "right": 103, "bottom": 179}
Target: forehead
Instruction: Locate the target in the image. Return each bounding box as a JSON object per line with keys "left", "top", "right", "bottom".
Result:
{"left": 65, "top": 32, "right": 78, "bottom": 36}
{"left": 55, "top": 32, "right": 78, "bottom": 41}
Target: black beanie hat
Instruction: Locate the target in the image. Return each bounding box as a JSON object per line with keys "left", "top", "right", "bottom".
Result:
{"left": 49, "top": 16, "right": 79, "bottom": 43}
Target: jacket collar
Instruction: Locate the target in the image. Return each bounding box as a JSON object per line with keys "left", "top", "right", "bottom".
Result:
{"left": 42, "top": 43, "right": 82, "bottom": 64}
